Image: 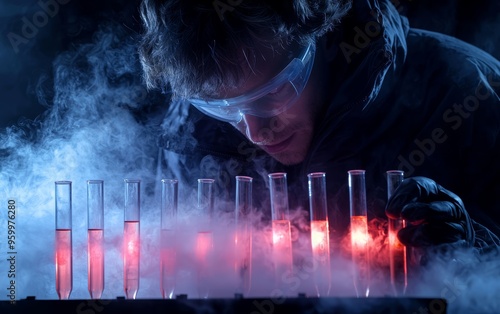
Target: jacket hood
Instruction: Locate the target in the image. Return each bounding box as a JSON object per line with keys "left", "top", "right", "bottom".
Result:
{"left": 302, "top": 0, "right": 410, "bottom": 170}
{"left": 325, "top": 0, "right": 409, "bottom": 117}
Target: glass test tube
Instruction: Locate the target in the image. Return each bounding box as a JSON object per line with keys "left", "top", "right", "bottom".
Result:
{"left": 348, "top": 170, "right": 370, "bottom": 297}
{"left": 55, "top": 181, "right": 73, "bottom": 300}
{"left": 160, "top": 179, "right": 178, "bottom": 299}
{"left": 196, "top": 179, "right": 215, "bottom": 299}
{"left": 123, "top": 179, "right": 140, "bottom": 299}
{"left": 308, "top": 172, "right": 331, "bottom": 297}
{"left": 234, "top": 176, "right": 253, "bottom": 295}
{"left": 386, "top": 170, "right": 407, "bottom": 296}
{"left": 269, "top": 173, "right": 293, "bottom": 291}
{"left": 87, "top": 180, "right": 104, "bottom": 299}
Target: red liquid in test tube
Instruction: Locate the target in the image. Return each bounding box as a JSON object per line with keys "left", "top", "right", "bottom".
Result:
{"left": 88, "top": 229, "right": 104, "bottom": 299}
{"left": 350, "top": 216, "right": 369, "bottom": 248}
{"left": 123, "top": 179, "right": 141, "bottom": 299}
{"left": 350, "top": 215, "right": 370, "bottom": 297}
{"left": 196, "top": 232, "right": 213, "bottom": 258}
{"left": 310, "top": 221, "right": 329, "bottom": 253}
{"left": 55, "top": 181, "right": 73, "bottom": 300}
{"left": 310, "top": 220, "right": 330, "bottom": 295}
{"left": 124, "top": 221, "right": 140, "bottom": 299}
{"left": 196, "top": 230, "right": 214, "bottom": 299}
{"left": 348, "top": 170, "right": 371, "bottom": 298}
{"left": 308, "top": 172, "right": 331, "bottom": 297}
{"left": 55, "top": 228, "right": 72, "bottom": 300}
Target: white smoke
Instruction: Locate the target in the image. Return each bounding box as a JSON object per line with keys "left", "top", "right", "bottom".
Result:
{"left": 0, "top": 22, "right": 164, "bottom": 300}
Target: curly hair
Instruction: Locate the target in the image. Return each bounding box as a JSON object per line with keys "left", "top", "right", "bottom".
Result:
{"left": 138, "top": 0, "right": 352, "bottom": 98}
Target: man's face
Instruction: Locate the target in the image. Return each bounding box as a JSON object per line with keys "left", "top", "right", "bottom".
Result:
{"left": 228, "top": 43, "right": 329, "bottom": 165}
{"left": 231, "top": 84, "right": 319, "bottom": 165}
{"left": 191, "top": 41, "right": 331, "bottom": 165}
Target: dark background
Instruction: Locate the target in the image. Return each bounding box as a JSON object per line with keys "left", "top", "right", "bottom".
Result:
{"left": 1, "top": 0, "right": 499, "bottom": 130}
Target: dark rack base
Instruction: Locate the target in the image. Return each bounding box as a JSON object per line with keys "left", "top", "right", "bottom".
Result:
{"left": 1, "top": 296, "right": 447, "bottom": 314}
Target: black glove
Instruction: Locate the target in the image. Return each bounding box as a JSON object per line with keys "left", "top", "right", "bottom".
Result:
{"left": 385, "top": 176, "right": 475, "bottom": 248}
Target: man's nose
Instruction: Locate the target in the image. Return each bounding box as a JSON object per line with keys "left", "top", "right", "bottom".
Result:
{"left": 241, "top": 114, "right": 273, "bottom": 144}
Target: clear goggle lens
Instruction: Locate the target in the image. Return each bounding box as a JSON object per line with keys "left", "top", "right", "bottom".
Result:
{"left": 188, "top": 43, "right": 315, "bottom": 123}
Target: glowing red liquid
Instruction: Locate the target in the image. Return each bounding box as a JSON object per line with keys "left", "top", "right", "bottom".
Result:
{"left": 160, "top": 229, "right": 176, "bottom": 299}
{"left": 55, "top": 229, "right": 72, "bottom": 300}
{"left": 311, "top": 220, "right": 331, "bottom": 297}
{"left": 196, "top": 231, "right": 214, "bottom": 299}
{"left": 350, "top": 215, "right": 370, "bottom": 297}
{"left": 88, "top": 229, "right": 104, "bottom": 299}
{"left": 272, "top": 220, "right": 293, "bottom": 290}
{"left": 123, "top": 221, "right": 140, "bottom": 299}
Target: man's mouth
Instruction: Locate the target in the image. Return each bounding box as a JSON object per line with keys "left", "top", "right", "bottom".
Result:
{"left": 261, "top": 133, "right": 295, "bottom": 154}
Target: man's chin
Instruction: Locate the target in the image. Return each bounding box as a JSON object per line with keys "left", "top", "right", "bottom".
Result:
{"left": 267, "top": 150, "right": 305, "bottom": 166}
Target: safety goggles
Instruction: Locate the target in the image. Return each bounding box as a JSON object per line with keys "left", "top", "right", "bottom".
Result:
{"left": 187, "top": 42, "right": 316, "bottom": 123}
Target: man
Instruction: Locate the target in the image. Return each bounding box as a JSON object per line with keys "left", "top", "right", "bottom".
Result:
{"left": 138, "top": 0, "right": 500, "bottom": 255}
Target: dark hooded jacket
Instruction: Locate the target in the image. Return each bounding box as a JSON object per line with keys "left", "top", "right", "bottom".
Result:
{"left": 158, "top": 0, "right": 500, "bottom": 250}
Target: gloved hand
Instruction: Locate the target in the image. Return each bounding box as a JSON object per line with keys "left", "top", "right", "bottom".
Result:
{"left": 385, "top": 176, "right": 475, "bottom": 248}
